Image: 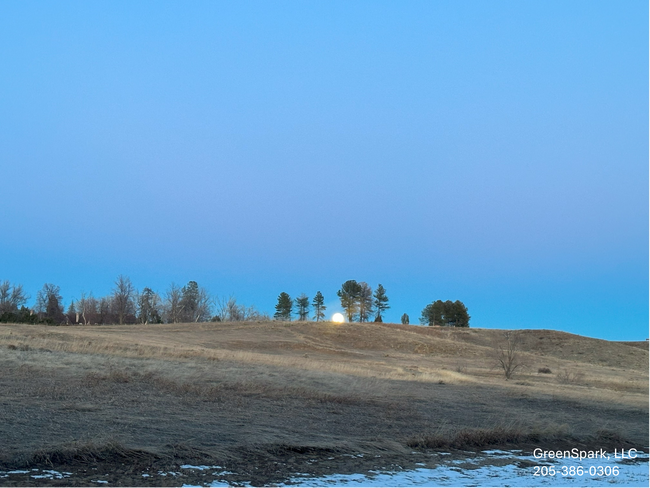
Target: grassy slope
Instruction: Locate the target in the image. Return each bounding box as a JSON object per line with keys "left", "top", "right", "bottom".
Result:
{"left": 0, "top": 321, "right": 647, "bottom": 483}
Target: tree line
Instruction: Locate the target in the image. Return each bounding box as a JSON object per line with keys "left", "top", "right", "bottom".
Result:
{"left": 0, "top": 277, "right": 267, "bottom": 325}
{"left": 273, "top": 280, "right": 470, "bottom": 327}
{"left": 274, "top": 281, "right": 389, "bottom": 323}
{"left": 1, "top": 277, "right": 470, "bottom": 327}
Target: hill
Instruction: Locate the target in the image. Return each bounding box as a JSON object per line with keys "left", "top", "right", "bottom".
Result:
{"left": 0, "top": 321, "right": 647, "bottom": 485}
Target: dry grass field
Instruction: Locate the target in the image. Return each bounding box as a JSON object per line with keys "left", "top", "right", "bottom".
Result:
{"left": 0, "top": 321, "right": 647, "bottom": 485}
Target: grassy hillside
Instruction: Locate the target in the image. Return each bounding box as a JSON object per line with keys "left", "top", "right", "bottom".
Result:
{"left": 0, "top": 321, "right": 647, "bottom": 485}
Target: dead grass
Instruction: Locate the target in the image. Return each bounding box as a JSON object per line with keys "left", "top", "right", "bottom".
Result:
{"left": 28, "top": 441, "right": 158, "bottom": 468}
{"left": 79, "top": 367, "right": 371, "bottom": 406}
{"left": 556, "top": 369, "right": 586, "bottom": 385}
{"left": 407, "top": 421, "right": 572, "bottom": 450}
{"left": 0, "top": 320, "right": 647, "bottom": 468}
{"left": 0, "top": 322, "right": 647, "bottom": 407}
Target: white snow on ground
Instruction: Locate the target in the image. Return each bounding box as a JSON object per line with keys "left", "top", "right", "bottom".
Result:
{"left": 1, "top": 450, "right": 646, "bottom": 487}
{"left": 278, "top": 450, "right": 649, "bottom": 487}
{"left": 180, "top": 464, "right": 223, "bottom": 470}
{"left": 30, "top": 469, "right": 72, "bottom": 479}
{"left": 176, "top": 450, "right": 650, "bottom": 488}
{"left": 181, "top": 478, "right": 247, "bottom": 487}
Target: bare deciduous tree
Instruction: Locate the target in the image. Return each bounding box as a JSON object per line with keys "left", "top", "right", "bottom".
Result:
{"left": 164, "top": 283, "right": 183, "bottom": 323}
{"left": 76, "top": 292, "right": 96, "bottom": 325}
{"left": 215, "top": 295, "right": 243, "bottom": 322}
{"left": 0, "top": 281, "right": 28, "bottom": 315}
{"left": 215, "top": 295, "right": 269, "bottom": 322}
{"left": 494, "top": 331, "right": 525, "bottom": 380}
{"left": 112, "top": 275, "right": 135, "bottom": 325}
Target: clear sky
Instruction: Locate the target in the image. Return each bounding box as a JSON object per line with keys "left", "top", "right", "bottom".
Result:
{"left": 1, "top": 1, "right": 647, "bottom": 340}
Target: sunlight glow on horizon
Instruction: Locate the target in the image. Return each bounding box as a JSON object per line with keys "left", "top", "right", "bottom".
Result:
{"left": 332, "top": 313, "right": 345, "bottom": 324}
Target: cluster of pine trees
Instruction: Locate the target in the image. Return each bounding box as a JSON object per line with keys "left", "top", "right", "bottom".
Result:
{"left": 273, "top": 291, "right": 327, "bottom": 321}
{"left": 274, "top": 280, "right": 390, "bottom": 323}
{"left": 419, "top": 300, "right": 470, "bottom": 327}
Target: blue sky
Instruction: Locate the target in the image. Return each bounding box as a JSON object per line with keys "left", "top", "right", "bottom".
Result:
{"left": 1, "top": 1, "right": 647, "bottom": 340}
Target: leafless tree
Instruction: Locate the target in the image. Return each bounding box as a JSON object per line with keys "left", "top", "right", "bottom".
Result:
{"left": 0, "top": 280, "right": 28, "bottom": 314}
{"left": 76, "top": 292, "right": 96, "bottom": 325}
{"left": 112, "top": 275, "right": 135, "bottom": 325}
{"left": 494, "top": 331, "right": 525, "bottom": 380}
{"left": 164, "top": 283, "right": 183, "bottom": 323}
{"left": 98, "top": 296, "right": 112, "bottom": 324}
{"left": 215, "top": 295, "right": 269, "bottom": 322}
{"left": 215, "top": 295, "right": 241, "bottom": 322}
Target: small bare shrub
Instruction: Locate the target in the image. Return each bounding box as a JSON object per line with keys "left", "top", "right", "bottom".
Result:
{"left": 595, "top": 429, "right": 624, "bottom": 443}
{"left": 557, "top": 369, "right": 584, "bottom": 385}
{"left": 455, "top": 362, "right": 467, "bottom": 374}
{"left": 538, "top": 367, "right": 552, "bottom": 374}
{"left": 7, "top": 344, "right": 17, "bottom": 350}
{"left": 493, "top": 332, "right": 525, "bottom": 380}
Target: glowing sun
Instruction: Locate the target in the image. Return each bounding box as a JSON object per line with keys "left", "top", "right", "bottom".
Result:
{"left": 332, "top": 313, "right": 345, "bottom": 323}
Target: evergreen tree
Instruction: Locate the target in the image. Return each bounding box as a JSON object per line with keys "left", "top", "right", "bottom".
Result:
{"left": 401, "top": 313, "right": 409, "bottom": 325}
{"left": 312, "top": 291, "right": 326, "bottom": 321}
{"left": 295, "top": 293, "right": 310, "bottom": 321}
{"left": 36, "top": 283, "right": 64, "bottom": 324}
{"left": 274, "top": 292, "right": 293, "bottom": 321}
{"left": 67, "top": 301, "right": 77, "bottom": 324}
{"left": 373, "top": 284, "right": 390, "bottom": 322}
{"left": 357, "top": 282, "right": 373, "bottom": 322}
{"left": 451, "top": 300, "right": 470, "bottom": 327}
{"left": 337, "top": 280, "right": 362, "bottom": 322}
{"left": 420, "top": 300, "right": 470, "bottom": 327}
{"left": 180, "top": 281, "right": 199, "bottom": 322}
{"left": 180, "top": 281, "right": 212, "bottom": 322}
{"left": 137, "top": 287, "right": 163, "bottom": 324}
{"left": 420, "top": 300, "right": 445, "bottom": 326}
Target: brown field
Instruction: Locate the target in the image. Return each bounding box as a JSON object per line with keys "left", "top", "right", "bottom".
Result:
{"left": 0, "top": 321, "right": 647, "bottom": 486}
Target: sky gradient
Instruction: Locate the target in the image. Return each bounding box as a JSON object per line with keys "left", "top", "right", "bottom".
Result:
{"left": 1, "top": 1, "right": 647, "bottom": 340}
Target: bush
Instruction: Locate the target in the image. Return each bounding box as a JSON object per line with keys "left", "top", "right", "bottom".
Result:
{"left": 538, "top": 367, "right": 552, "bottom": 374}
{"left": 557, "top": 369, "right": 584, "bottom": 384}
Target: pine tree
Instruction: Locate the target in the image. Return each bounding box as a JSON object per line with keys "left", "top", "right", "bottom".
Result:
{"left": 401, "top": 313, "right": 409, "bottom": 325}
{"left": 138, "top": 287, "right": 163, "bottom": 324}
{"left": 179, "top": 281, "right": 212, "bottom": 322}
{"left": 36, "top": 283, "right": 64, "bottom": 324}
{"left": 358, "top": 282, "right": 373, "bottom": 322}
{"left": 420, "top": 300, "right": 470, "bottom": 327}
{"left": 337, "top": 280, "right": 361, "bottom": 322}
{"left": 312, "top": 291, "right": 326, "bottom": 321}
{"left": 373, "top": 284, "right": 390, "bottom": 322}
{"left": 274, "top": 292, "right": 293, "bottom": 321}
{"left": 295, "top": 293, "right": 310, "bottom": 321}
{"left": 180, "top": 281, "right": 199, "bottom": 322}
